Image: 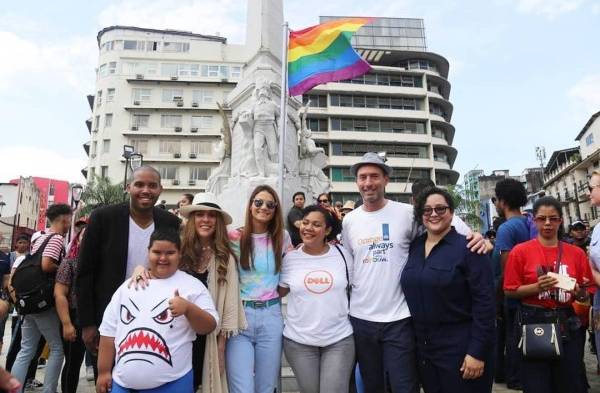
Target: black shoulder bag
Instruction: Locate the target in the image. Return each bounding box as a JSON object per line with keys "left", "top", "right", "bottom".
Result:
{"left": 519, "top": 242, "right": 564, "bottom": 360}
{"left": 333, "top": 244, "right": 352, "bottom": 306}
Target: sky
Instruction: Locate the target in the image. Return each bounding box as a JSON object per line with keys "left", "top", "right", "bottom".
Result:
{"left": 0, "top": 0, "right": 599, "bottom": 183}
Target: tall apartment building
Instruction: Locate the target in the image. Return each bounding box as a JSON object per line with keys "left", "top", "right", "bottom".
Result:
{"left": 0, "top": 177, "right": 41, "bottom": 249}
{"left": 84, "top": 27, "right": 245, "bottom": 203}
{"left": 304, "top": 17, "right": 459, "bottom": 203}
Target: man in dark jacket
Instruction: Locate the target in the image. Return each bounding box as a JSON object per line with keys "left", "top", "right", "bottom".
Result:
{"left": 76, "top": 166, "right": 180, "bottom": 368}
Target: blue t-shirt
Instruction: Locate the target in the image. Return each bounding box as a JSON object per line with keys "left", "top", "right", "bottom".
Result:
{"left": 495, "top": 216, "right": 531, "bottom": 308}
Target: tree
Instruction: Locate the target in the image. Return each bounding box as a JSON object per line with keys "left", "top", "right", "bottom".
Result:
{"left": 447, "top": 184, "right": 482, "bottom": 232}
{"left": 78, "top": 175, "right": 124, "bottom": 216}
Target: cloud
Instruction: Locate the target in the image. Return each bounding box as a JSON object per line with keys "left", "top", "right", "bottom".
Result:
{"left": 97, "top": 0, "right": 247, "bottom": 44}
{"left": 0, "top": 146, "right": 87, "bottom": 183}
{"left": 0, "top": 31, "right": 96, "bottom": 93}
{"left": 512, "top": 0, "right": 586, "bottom": 18}
{"left": 568, "top": 74, "right": 600, "bottom": 115}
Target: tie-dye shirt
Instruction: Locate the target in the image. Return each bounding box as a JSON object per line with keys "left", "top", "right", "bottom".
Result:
{"left": 229, "top": 229, "right": 292, "bottom": 301}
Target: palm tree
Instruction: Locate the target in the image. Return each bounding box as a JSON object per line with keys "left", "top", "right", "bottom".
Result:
{"left": 78, "top": 175, "right": 124, "bottom": 216}
{"left": 447, "top": 184, "right": 482, "bottom": 232}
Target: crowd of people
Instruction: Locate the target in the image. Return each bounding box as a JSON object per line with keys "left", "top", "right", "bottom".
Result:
{"left": 0, "top": 151, "right": 598, "bottom": 393}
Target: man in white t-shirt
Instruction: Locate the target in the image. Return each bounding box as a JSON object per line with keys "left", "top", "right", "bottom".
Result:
{"left": 341, "top": 152, "right": 486, "bottom": 392}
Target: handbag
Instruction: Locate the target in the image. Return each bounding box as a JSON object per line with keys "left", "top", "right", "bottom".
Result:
{"left": 518, "top": 242, "right": 565, "bottom": 360}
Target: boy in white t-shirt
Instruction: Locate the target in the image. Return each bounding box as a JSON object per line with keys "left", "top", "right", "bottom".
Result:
{"left": 96, "top": 229, "right": 218, "bottom": 393}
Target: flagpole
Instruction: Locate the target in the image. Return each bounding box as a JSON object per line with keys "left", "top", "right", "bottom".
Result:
{"left": 277, "top": 22, "right": 289, "bottom": 201}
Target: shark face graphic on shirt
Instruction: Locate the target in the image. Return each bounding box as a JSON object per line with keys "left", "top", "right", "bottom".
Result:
{"left": 116, "top": 297, "right": 173, "bottom": 366}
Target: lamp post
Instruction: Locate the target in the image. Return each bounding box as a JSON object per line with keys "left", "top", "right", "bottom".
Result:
{"left": 122, "top": 145, "right": 143, "bottom": 201}
{"left": 68, "top": 183, "right": 84, "bottom": 244}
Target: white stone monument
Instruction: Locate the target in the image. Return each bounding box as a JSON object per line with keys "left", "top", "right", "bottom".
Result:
{"left": 207, "top": 0, "right": 330, "bottom": 226}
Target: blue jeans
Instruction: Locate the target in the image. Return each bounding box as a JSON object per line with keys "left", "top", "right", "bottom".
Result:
{"left": 226, "top": 304, "right": 283, "bottom": 393}
{"left": 350, "top": 316, "right": 419, "bottom": 393}
{"left": 111, "top": 369, "right": 193, "bottom": 393}
{"left": 11, "top": 308, "right": 64, "bottom": 393}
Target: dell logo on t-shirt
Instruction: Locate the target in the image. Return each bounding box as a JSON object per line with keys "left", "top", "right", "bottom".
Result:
{"left": 382, "top": 224, "right": 390, "bottom": 241}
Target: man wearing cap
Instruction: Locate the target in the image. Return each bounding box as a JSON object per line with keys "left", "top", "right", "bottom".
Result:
{"left": 76, "top": 166, "right": 180, "bottom": 374}
{"left": 341, "top": 152, "right": 486, "bottom": 392}
{"left": 567, "top": 220, "right": 590, "bottom": 252}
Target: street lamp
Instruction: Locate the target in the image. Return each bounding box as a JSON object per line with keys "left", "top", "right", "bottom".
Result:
{"left": 122, "top": 145, "right": 144, "bottom": 200}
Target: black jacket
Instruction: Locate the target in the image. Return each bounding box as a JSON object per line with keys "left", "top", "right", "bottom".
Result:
{"left": 76, "top": 203, "right": 180, "bottom": 328}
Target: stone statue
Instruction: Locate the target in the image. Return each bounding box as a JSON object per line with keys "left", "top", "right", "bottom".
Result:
{"left": 297, "top": 101, "right": 330, "bottom": 199}
{"left": 206, "top": 102, "right": 233, "bottom": 194}
{"left": 251, "top": 79, "right": 280, "bottom": 177}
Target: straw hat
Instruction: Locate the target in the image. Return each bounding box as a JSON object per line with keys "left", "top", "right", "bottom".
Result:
{"left": 179, "top": 192, "right": 233, "bottom": 225}
{"left": 340, "top": 200, "right": 355, "bottom": 212}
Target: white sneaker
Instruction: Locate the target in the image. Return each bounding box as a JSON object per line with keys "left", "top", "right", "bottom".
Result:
{"left": 86, "top": 366, "right": 94, "bottom": 381}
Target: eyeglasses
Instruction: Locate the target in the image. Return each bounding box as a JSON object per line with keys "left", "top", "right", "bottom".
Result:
{"left": 534, "top": 215, "right": 561, "bottom": 223}
{"left": 318, "top": 199, "right": 329, "bottom": 204}
{"left": 588, "top": 184, "right": 600, "bottom": 193}
{"left": 253, "top": 199, "right": 277, "bottom": 210}
{"left": 423, "top": 206, "right": 449, "bottom": 216}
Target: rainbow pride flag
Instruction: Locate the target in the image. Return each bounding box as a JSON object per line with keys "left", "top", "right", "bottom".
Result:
{"left": 288, "top": 17, "right": 373, "bottom": 96}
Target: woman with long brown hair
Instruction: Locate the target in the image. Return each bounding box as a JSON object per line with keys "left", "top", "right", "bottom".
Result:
{"left": 226, "top": 185, "right": 292, "bottom": 393}
{"left": 130, "top": 193, "right": 246, "bottom": 393}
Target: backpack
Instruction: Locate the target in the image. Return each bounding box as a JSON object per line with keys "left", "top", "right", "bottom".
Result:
{"left": 11, "top": 234, "right": 61, "bottom": 315}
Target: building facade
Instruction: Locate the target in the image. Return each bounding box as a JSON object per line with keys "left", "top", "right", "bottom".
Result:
{"left": 0, "top": 177, "right": 41, "bottom": 250}
{"left": 303, "top": 17, "right": 459, "bottom": 203}
{"left": 84, "top": 26, "right": 246, "bottom": 203}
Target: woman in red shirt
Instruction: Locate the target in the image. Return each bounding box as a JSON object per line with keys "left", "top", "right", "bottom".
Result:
{"left": 503, "top": 196, "right": 592, "bottom": 393}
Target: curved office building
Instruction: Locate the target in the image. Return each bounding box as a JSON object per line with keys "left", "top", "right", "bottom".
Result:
{"left": 305, "top": 17, "right": 459, "bottom": 203}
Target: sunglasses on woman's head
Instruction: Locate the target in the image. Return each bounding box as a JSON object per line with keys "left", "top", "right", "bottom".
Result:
{"left": 253, "top": 198, "right": 277, "bottom": 210}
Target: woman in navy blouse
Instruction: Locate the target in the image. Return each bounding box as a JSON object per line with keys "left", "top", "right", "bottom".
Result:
{"left": 401, "top": 187, "right": 495, "bottom": 393}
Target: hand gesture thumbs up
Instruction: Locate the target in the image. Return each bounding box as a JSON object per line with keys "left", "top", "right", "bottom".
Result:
{"left": 169, "top": 289, "right": 188, "bottom": 317}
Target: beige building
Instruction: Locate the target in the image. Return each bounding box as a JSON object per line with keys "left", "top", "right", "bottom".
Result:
{"left": 0, "top": 177, "right": 40, "bottom": 250}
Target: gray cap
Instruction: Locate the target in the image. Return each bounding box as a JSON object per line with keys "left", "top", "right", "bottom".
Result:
{"left": 350, "top": 152, "right": 393, "bottom": 176}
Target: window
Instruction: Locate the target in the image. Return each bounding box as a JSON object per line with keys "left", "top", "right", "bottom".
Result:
{"left": 159, "top": 140, "right": 181, "bottom": 154}
{"left": 162, "top": 89, "right": 184, "bottom": 102}
{"left": 190, "top": 166, "right": 211, "bottom": 180}
{"left": 132, "top": 88, "right": 152, "bottom": 103}
{"left": 94, "top": 115, "right": 100, "bottom": 131}
{"left": 434, "top": 151, "right": 449, "bottom": 163}
{"left": 91, "top": 141, "right": 97, "bottom": 156}
{"left": 123, "top": 62, "right": 158, "bottom": 76}
{"left": 162, "top": 42, "right": 190, "bottom": 53}
{"left": 231, "top": 66, "right": 242, "bottom": 78}
{"left": 161, "top": 115, "right": 182, "bottom": 128}
{"left": 202, "top": 65, "right": 220, "bottom": 77}
{"left": 331, "top": 142, "right": 428, "bottom": 158}
{"left": 132, "top": 114, "right": 150, "bottom": 128}
{"left": 158, "top": 167, "right": 178, "bottom": 180}
{"left": 303, "top": 95, "right": 327, "bottom": 108}
{"left": 106, "top": 88, "right": 115, "bottom": 102}
{"left": 105, "top": 114, "right": 113, "bottom": 128}
{"left": 102, "top": 139, "right": 111, "bottom": 154}
{"left": 329, "top": 94, "right": 421, "bottom": 110}
{"left": 330, "top": 117, "right": 425, "bottom": 134}
{"left": 429, "top": 103, "right": 448, "bottom": 119}
{"left": 342, "top": 73, "right": 422, "bottom": 88}
{"left": 191, "top": 116, "right": 213, "bottom": 129}
{"left": 101, "top": 166, "right": 109, "bottom": 178}
{"left": 108, "top": 62, "right": 117, "bottom": 74}
{"left": 124, "top": 40, "right": 145, "bottom": 51}
{"left": 586, "top": 133, "right": 594, "bottom": 146}
{"left": 98, "top": 64, "right": 107, "bottom": 77}
{"left": 161, "top": 63, "right": 179, "bottom": 77}
{"left": 131, "top": 139, "right": 148, "bottom": 155}
{"left": 432, "top": 128, "right": 447, "bottom": 140}
{"left": 190, "top": 141, "right": 213, "bottom": 155}
{"left": 308, "top": 118, "right": 328, "bottom": 132}
{"left": 96, "top": 90, "right": 102, "bottom": 107}
{"left": 146, "top": 41, "right": 159, "bottom": 52}
{"left": 192, "top": 90, "right": 214, "bottom": 104}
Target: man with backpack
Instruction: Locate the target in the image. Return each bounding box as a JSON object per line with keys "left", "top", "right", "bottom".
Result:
{"left": 10, "top": 203, "right": 72, "bottom": 393}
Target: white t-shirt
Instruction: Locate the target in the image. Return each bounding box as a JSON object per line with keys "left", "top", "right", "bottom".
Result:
{"left": 451, "top": 215, "right": 471, "bottom": 235}
{"left": 590, "top": 224, "right": 600, "bottom": 271}
{"left": 126, "top": 217, "right": 155, "bottom": 278}
{"left": 341, "top": 200, "right": 419, "bottom": 322}
{"left": 99, "top": 270, "right": 218, "bottom": 390}
{"left": 280, "top": 245, "right": 353, "bottom": 347}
